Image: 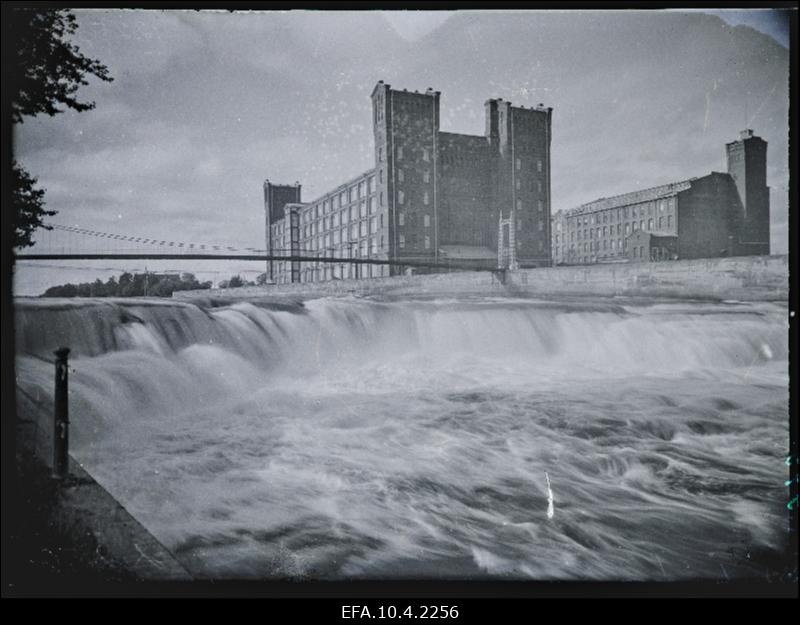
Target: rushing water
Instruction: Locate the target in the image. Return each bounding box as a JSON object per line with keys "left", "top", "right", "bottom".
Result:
{"left": 14, "top": 295, "right": 790, "bottom": 580}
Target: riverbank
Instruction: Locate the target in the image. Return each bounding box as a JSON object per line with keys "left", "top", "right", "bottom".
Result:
{"left": 4, "top": 450, "right": 192, "bottom": 596}
{"left": 172, "top": 254, "right": 789, "bottom": 304}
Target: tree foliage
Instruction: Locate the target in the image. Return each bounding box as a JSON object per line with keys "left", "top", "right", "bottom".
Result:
{"left": 41, "top": 271, "right": 212, "bottom": 298}
{"left": 12, "top": 161, "right": 55, "bottom": 248}
{"left": 9, "top": 9, "right": 113, "bottom": 248}
{"left": 10, "top": 9, "right": 113, "bottom": 123}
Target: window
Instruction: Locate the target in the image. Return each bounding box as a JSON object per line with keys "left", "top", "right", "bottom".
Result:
{"left": 617, "top": 224, "right": 621, "bottom": 235}
{"left": 378, "top": 147, "right": 383, "bottom": 162}
{"left": 538, "top": 181, "right": 542, "bottom": 193}
{"left": 667, "top": 215, "right": 672, "bottom": 228}
{"left": 537, "top": 159, "right": 543, "bottom": 172}
{"left": 399, "top": 234, "right": 406, "bottom": 248}
{"left": 349, "top": 206, "right": 356, "bottom": 222}
{"left": 380, "top": 191, "right": 384, "bottom": 206}
{"left": 423, "top": 170, "right": 430, "bottom": 183}
{"left": 398, "top": 212, "right": 405, "bottom": 226}
{"left": 397, "top": 146, "right": 403, "bottom": 160}
{"left": 368, "top": 197, "right": 375, "bottom": 214}
{"left": 339, "top": 191, "right": 346, "bottom": 207}
{"left": 611, "top": 240, "right": 615, "bottom": 250}
{"left": 538, "top": 200, "right": 544, "bottom": 212}
{"left": 349, "top": 187, "right": 356, "bottom": 203}
{"left": 398, "top": 190, "right": 405, "bottom": 205}
{"left": 379, "top": 169, "right": 383, "bottom": 183}
{"left": 380, "top": 213, "right": 384, "bottom": 229}
{"left": 380, "top": 235, "right": 385, "bottom": 250}
{"left": 424, "top": 236, "right": 431, "bottom": 250}
{"left": 516, "top": 178, "right": 521, "bottom": 190}
{"left": 398, "top": 168, "right": 404, "bottom": 183}
{"left": 423, "top": 214, "right": 430, "bottom": 228}
{"left": 359, "top": 181, "right": 366, "bottom": 198}
{"left": 350, "top": 224, "right": 358, "bottom": 240}
{"left": 370, "top": 217, "right": 377, "bottom": 234}
{"left": 360, "top": 201, "right": 367, "bottom": 218}
{"left": 422, "top": 148, "right": 429, "bottom": 162}
{"left": 538, "top": 220, "right": 544, "bottom": 231}
{"left": 367, "top": 176, "right": 374, "bottom": 194}
{"left": 603, "top": 226, "right": 607, "bottom": 237}
{"left": 360, "top": 221, "right": 367, "bottom": 237}
{"left": 640, "top": 220, "right": 644, "bottom": 231}
{"left": 516, "top": 199, "right": 522, "bottom": 211}
{"left": 371, "top": 238, "right": 377, "bottom": 255}
{"left": 516, "top": 158, "right": 521, "bottom": 170}
{"left": 423, "top": 191, "right": 429, "bottom": 205}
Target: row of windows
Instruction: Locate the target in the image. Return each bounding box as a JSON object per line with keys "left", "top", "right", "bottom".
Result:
{"left": 301, "top": 199, "right": 380, "bottom": 237}
{"left": 397, "top": 168, "right": 431, "bottom": 184}
{"left": 301, "top": 263, "right": 390, "bottom": 283}
{"left": 516, "top": 199, "right": 546, "bottom": 212}
{"left": 398, "top": 234, "right": 431, "bottom": 249}
{"left": 517, "top": 218, "right": 545, "bottom": 232}
{"left": 377, "top": 145, "right": 431, "bottom": 163}
{"left": 302, "top": 178, "right": 376, "bottom": 222}
{"left": 516, "top": 158, "right": 544, "bottom": 172}
{"left": 398, "top": 212, "right": 431, "bottom": 227}
{"left": 516, "top": 178, "right": 544, "bottom": 193}
{"left": 565, "top": 198, "right": 675, "bottom": 228}
{"left": 557, "top": 215, "right": 674, "bottom": 244}
{"left": 397, "top": 188, "right": 430, "bottom": 206}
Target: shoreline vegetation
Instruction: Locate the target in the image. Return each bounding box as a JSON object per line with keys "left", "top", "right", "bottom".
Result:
{"left": 38, "top": 271, "right": 266, "bottom": 298}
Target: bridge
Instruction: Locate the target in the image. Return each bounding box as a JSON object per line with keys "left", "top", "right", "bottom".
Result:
{"left": 14, "top": 222, "right": 506, "bottom": 288}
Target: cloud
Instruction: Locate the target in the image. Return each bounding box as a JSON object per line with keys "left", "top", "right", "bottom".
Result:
{"left": 13, "top": 9, "right": 790, "bottom": 263}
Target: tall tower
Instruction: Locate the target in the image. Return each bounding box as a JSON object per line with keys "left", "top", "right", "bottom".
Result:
{"left": 726, "top": 129, "right": 770, "bottom": 255}
{"left": 487, "top": 100, "right": 553, "bottom": 267}
{"left": 372, "top": 81, "right": 440, "bottom": 274}
{"left": 263, "top": 180, "right": 301, "bottom": 280}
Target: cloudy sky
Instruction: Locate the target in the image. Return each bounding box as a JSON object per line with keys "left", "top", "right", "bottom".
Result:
{"left": 14, "top": 8, "right": 791, "bottom": 262}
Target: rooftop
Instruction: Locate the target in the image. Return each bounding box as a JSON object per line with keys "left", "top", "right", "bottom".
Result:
{"left": 563, "top": 177, "right": 696, "bottom": 216}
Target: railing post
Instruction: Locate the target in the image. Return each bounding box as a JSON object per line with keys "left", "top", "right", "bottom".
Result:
{"left": 53, "top": 347, "right": 70, "bottom": 479}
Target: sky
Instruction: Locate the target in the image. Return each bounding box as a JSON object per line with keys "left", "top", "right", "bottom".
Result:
{"left": 12, "top": 8, "right": 792, "bottom": 292}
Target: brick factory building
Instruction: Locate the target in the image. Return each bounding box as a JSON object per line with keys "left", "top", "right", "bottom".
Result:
{"left": 551, "top": 130, "right": 770, "bottom": 265}
{"left": 264, "top": 81, "right": 553, "bottom": 283}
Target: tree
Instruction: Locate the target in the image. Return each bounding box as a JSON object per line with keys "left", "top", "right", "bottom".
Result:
{"left": 11, "top": 162, "right": 55, "bottom": 248}
{"left": 8, "top": 8, "right": 113, "bottom": 248}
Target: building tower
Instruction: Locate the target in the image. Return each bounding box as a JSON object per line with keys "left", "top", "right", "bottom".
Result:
{"left": 725, "top": 129, "right": 770, "bottom": 255}
{"left": 263, "top": 180, "right": 301, "bottom": 280}
{"left": 372, "top": 81, "right": 440, "bottom": 275}
{"left": 486, "top": 99, "right": 553, "bottom": 268}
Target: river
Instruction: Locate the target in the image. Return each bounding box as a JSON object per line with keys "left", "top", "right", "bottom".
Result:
{"left": 14, "top": 295, "right": 791, "bottom": 579}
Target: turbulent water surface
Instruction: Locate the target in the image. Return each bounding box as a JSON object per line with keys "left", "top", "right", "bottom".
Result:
{"left": 14, "top": 295, "right": 790, "bottom": 580}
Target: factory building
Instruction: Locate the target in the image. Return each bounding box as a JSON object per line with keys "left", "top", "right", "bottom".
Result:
{"left": 551, "top": 130, "right": 770, "bottom": 265}
{"left": 264, "top": 81, "right": 553, "bottom": 283}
